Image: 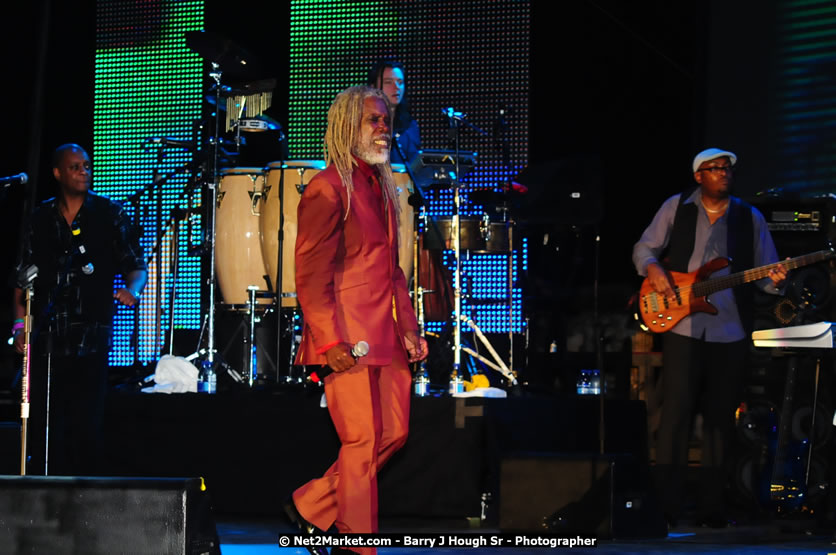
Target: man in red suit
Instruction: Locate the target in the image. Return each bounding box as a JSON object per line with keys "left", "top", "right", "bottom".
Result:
{"left": 285, "top": 86, "right": 428, "bottom": 555}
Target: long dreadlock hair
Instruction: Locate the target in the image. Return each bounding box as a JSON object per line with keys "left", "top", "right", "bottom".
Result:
{"left": 324, "top": 86, "right": 400, "bottom": 220}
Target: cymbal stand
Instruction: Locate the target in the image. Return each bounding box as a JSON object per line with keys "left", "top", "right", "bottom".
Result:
{"left": 442, "top": 108, "right": 489, "bottom": 387}
{"left": 460, "top": 314, "right": 517, "bottom": 386}
{"left": 442, "top": 108, "right": 465, "bottom": 385}
{"left": 443, "top": 107, "right": 516, "bottom": 389}
{"left": 274, "top": 156, "right": 286, "bottom": 383}
{"left": 207, "top": 63, "right": 222, "bottom": 369}
{"left": 186, "top": 61, "right": 224, "bottom": 389}
{"left": 495, "top": 105, "right": 516, "bottom": 376}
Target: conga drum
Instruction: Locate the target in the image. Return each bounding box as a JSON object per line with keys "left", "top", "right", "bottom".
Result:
{"left": 259, "top": 160, "right": 326, "bottom": 307}
{"left": 391, "top": 163, "right": 415, "bottom": 285}
{"left": 215, "top": 168, "right": 271, "bottom": 306}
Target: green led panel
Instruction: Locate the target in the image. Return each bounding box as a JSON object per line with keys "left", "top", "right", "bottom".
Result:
{"left": 95, "top": 0, "right": 205, "bottom": 366}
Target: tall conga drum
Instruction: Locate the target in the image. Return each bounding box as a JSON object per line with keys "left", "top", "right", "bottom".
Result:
{"left": 259, "top": 160, "right": 326, "bottom": 307}
{"left": 391, "top": 163, "right": 415, "bottom": 285}
{"left": 215, "top": 168, "right": 271, "bottom": 306}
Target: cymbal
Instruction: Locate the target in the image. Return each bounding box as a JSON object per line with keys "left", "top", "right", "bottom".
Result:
{"left": 184, "top": 30, "right": 266, "bottom": 81}
{"left": 208, "top": 78, "right": 277, "bottom": 98}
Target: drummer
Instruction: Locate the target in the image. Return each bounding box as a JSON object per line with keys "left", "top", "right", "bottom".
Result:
{"left": 367, "top": 59, "right": 420, "bottom": 165}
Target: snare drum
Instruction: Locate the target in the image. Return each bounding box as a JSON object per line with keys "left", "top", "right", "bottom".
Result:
{"left": 216, "top": 168, "right": 271, "bottom": 305}
{"left": 259, "top": 160, "right": 326, "bottom": 307}
{"left": 423, "top": 216, "right": 511, "bottom": 253}
{"left": 391, "top": 163, "right": 415, "bottom": 285}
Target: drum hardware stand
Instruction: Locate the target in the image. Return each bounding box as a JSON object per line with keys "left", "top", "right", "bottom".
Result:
{"left": 182, "top": 61, "right": 225, "bottom": 385}
{"left": 268, "top": 160, "right": 314, "bottom": 383}
{"left": 393, "top": 134, "right": 432, "bottom": 382}
{"left": 494, "top": 102, "right": 517, "bottom": 381}
{"left": 205, "top": 62, "right": 223, "bottom": 376}
{"left": 273, "top": 155, "right": 287, "bottom": 383}
{"left": 128, "top": 150, "right": 204, "bottom": 358}
{"left": 441, "top": 107, "right": 490, "bottom": 389}
{"left": 460, "top": 315, "right": 518, "bottom": 386}
{"left": 592, "top": 229, "right": 605, "bottom": 454}
{"left": 16, "top": 264, "right": 37, "bottom": 475}
{"left": 442, "top": 107, "right": 465, "bottom": 384}
{"left": 488, "top": 200, "right": 517, "bottom": 375}
{"left": 282, "top": 306, "right": 304, "bottom": 383}
{"left": 244, "top": 286, "right": 278, "bottom": 387}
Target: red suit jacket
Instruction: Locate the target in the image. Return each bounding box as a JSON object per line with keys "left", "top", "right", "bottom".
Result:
{"left": 294, "top": 159, "right": 418, "bottom": 367}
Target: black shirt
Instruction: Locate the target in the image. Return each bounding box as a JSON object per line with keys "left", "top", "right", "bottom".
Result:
{"left": 19, "top": 191, "right": 146, "bottom": 356}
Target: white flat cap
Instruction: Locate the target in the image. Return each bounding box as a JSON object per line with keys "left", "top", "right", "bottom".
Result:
{"left": 692, "top": 148, "right": 737, "bottom": 173}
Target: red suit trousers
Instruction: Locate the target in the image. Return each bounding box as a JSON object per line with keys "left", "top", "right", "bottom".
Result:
{"left": 293, "top": 346, "right": 411, "bottom": 555}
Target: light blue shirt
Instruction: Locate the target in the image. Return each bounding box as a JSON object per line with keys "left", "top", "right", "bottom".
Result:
{"left": 632, "top": 189, "right": 780, "bottom": 342}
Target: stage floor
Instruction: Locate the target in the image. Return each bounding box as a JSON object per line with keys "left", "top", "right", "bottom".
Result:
{"left": 216, "top": 516, "right": 835, "bottom": 554}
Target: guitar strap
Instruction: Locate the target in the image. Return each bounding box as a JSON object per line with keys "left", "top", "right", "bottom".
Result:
{"left": 665, "top": 187, "right": 698, "bottom": 273}
{"left": 667, "top": 187, "right": 756, "bottom": 332}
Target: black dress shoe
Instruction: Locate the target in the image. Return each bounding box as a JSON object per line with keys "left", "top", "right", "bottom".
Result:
{"left": 284, "top": 496, "right": 317, "bottom": 534}
{"left": 283, "top": 497, "right": 328, "bottom": 555}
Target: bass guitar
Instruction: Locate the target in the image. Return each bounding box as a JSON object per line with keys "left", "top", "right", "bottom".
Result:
{"left": 636, "top": 250, "right": 833, "bottom": 333}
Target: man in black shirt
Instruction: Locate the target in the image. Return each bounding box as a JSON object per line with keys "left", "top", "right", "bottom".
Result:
{"left": 13, "top": 143, "right": 147, "bottom": 475}
{"left": 367, "top": 59, "right": 421, "bottom": 165}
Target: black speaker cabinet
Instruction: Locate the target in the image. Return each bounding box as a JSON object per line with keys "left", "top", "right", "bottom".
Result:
{"left": 0, "top": 476, "right": 220, "bottom": 555}
{"left": 499, "top": 453, "right": 666, "bottom": 539}
{"left": 749, "top": 196, "right": 836, "bottom": 327}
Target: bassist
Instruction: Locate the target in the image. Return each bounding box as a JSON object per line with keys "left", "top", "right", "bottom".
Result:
{"left": 632, "top": 148, "right": 786, "bottom": 528}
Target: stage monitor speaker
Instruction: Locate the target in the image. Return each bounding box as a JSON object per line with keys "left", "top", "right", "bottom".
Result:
{"left": 749, "top": 196, "right": 836, "bottom": 326}
{"left": 0, "top": 476, "right": 220, "bottom": 555}
{"left": 499, "top": 454, "right": 666, "bottom": 539}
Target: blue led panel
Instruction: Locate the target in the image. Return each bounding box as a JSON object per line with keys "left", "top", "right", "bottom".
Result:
{"left": 95, "top": 1, "right": 204, "bottom": 365}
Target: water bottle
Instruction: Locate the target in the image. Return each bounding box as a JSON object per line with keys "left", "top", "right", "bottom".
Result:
{"left": 414, "top": 364, "right": 430, "bottom": 397}
{"left": 589, "top": 369, "right": 601, "bottom": 395}
{"left": 198, "top": 359, "right": 217, "bottom": 394}
{"left": 449, "top": 372, "right": 465, "bottom": 395}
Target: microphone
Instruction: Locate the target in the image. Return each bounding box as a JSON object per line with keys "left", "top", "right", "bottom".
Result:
{"left": 144, "top": 137, "right": 196, "bottom": 149}
{"left": 309, "top": 341, "right": 370, "bottom": 383}
{"left": 1, "top": 173, "right": 28, "bottom": 188}
{"left": 441, "top": 107, "right": 466, "bottom": 121}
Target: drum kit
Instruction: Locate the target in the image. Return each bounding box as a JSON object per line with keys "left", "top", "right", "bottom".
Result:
{"left": 141, "top": 31, "right": 525, "bottom": 390}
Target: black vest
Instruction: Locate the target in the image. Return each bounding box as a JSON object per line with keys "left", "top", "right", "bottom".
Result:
{"left": 666, "top": 187, "right": 756, "bottom": 333}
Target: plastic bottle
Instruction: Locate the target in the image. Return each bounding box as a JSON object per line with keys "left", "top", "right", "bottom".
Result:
{"left": 198, "top": 360, "right": 217, "bottom": 394}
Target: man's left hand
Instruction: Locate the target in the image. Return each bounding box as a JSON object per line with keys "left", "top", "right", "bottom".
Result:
{"left": 404, "top": 330, "right": 428, "bottom": 363}
{"left": 114, "top": 288, "right": 139, "bottom": 307}
{"left": 768, "top": 261, "right": 788, "bottom": 288}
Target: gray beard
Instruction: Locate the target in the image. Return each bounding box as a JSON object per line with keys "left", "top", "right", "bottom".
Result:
{"left": 354, "top": 140, "right": 389, "bottom": 166}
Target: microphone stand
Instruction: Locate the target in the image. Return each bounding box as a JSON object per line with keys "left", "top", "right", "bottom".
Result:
{"left": 17, "top": 265, "right": 37, "bottom": 475}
